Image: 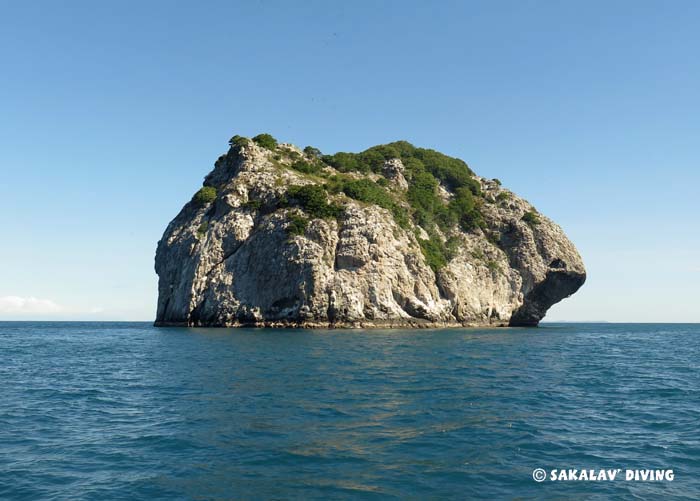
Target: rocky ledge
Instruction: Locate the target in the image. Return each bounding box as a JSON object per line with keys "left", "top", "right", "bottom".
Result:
{"left": 155, "top": 135, "right": 585, "bottom": 328}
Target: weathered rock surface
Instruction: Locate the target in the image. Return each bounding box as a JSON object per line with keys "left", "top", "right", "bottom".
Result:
{"left": 155, "top": 140, "right": 585, "bottom": 328}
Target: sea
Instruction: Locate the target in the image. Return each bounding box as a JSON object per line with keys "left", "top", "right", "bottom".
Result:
{"left": 1, "top": 322, "right": 698, "bottom": 500}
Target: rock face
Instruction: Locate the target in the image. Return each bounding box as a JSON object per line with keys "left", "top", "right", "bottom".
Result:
{"left": 155, "top": 138, "right": 585, "bottom": 328}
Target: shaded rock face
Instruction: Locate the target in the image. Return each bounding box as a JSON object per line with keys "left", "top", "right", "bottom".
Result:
{"left": 155, "top": 141, "right": 585, "bottom": 328}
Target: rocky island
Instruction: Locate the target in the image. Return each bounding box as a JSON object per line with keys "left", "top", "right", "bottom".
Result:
{"left": 155, "top": 134, "right": 585, "bottom": 328}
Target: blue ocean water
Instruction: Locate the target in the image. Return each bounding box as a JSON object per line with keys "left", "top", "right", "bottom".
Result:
{"left": 1, "top": 322, "right": 698, "bottom": 500}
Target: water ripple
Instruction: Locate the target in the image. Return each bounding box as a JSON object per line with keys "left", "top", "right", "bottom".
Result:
{"left": 0, "top": 322, "right": 698, "bottom": 499}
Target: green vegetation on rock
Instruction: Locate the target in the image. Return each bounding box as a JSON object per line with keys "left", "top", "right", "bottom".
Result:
{"left": 495, "top": 192, "right": 510, "bottom": 202}
{"left": 291, "top": 160, "right": 323, "bottom": 176}
{"left": 322, "top": 152, "right": 366, "bottom": 173}
{"left": 418, "top": 236, "right": 448, "bottom": 272}
{"left": 286, "top": 184, "right": 343, "bottom": 219}
{"left": 228, "top": 135, "right": 248, "bottom": 149}
{"left": 252, "top": 133, "right": 278, "bottom": 150}
{"left": 416, "top": 235, "right": 461, "bottom": 273}
{"left": 324, "top": 176, "right": 409, "bottom": 228}
{"left": 522, "top": 210, "right": 540, "bottom": 226}
{"left": 301, "top": 140, "right": 487, "bottom": 271}
{"left": 243, "top": 199, "right": 262, "bottom": 210}
{"left": 303, "top": 146, "right": 322, "bottom": 158}
{"left": 286, "top": 213, "right": 309, "bottom": 236}
{"left": 449, "top": 188, "right": 484, "bottom": 232}
{"left": 336, "top": 178, "right": 393, "bottom": 209}
{"left": 230, "top": 136, "right": 513, "bottom": 272}
{"left": 193, "top": 186, "right": 217, "bottom": 205}
{"left": 323, "top": 141, "right": 484, "bottom": 234}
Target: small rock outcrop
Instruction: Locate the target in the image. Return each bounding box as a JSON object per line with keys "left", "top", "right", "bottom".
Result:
{"left": 155, "top": 136, "right": 585, "bottom": 328}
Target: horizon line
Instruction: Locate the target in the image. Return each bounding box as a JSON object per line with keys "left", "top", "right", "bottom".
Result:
{"left": 1, "top": 319, "right": 699, "bottom": 325}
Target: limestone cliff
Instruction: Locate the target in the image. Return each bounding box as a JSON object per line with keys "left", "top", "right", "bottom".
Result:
{"left": 155, "top": 136, "right": 585, "bottom": 328}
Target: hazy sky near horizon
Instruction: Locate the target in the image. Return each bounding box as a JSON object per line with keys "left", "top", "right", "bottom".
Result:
{"left": 1, "top": 0, "right": 698, "bottom": 322}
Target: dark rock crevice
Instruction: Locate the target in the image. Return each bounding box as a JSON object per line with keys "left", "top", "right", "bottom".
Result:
{"left": 509, "top": 269, "right": 586, "bottom": 326}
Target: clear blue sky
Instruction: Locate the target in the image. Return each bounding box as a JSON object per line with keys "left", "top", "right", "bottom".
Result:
{"left": 1, "top": 0, "right": 698, "bottom": 322}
